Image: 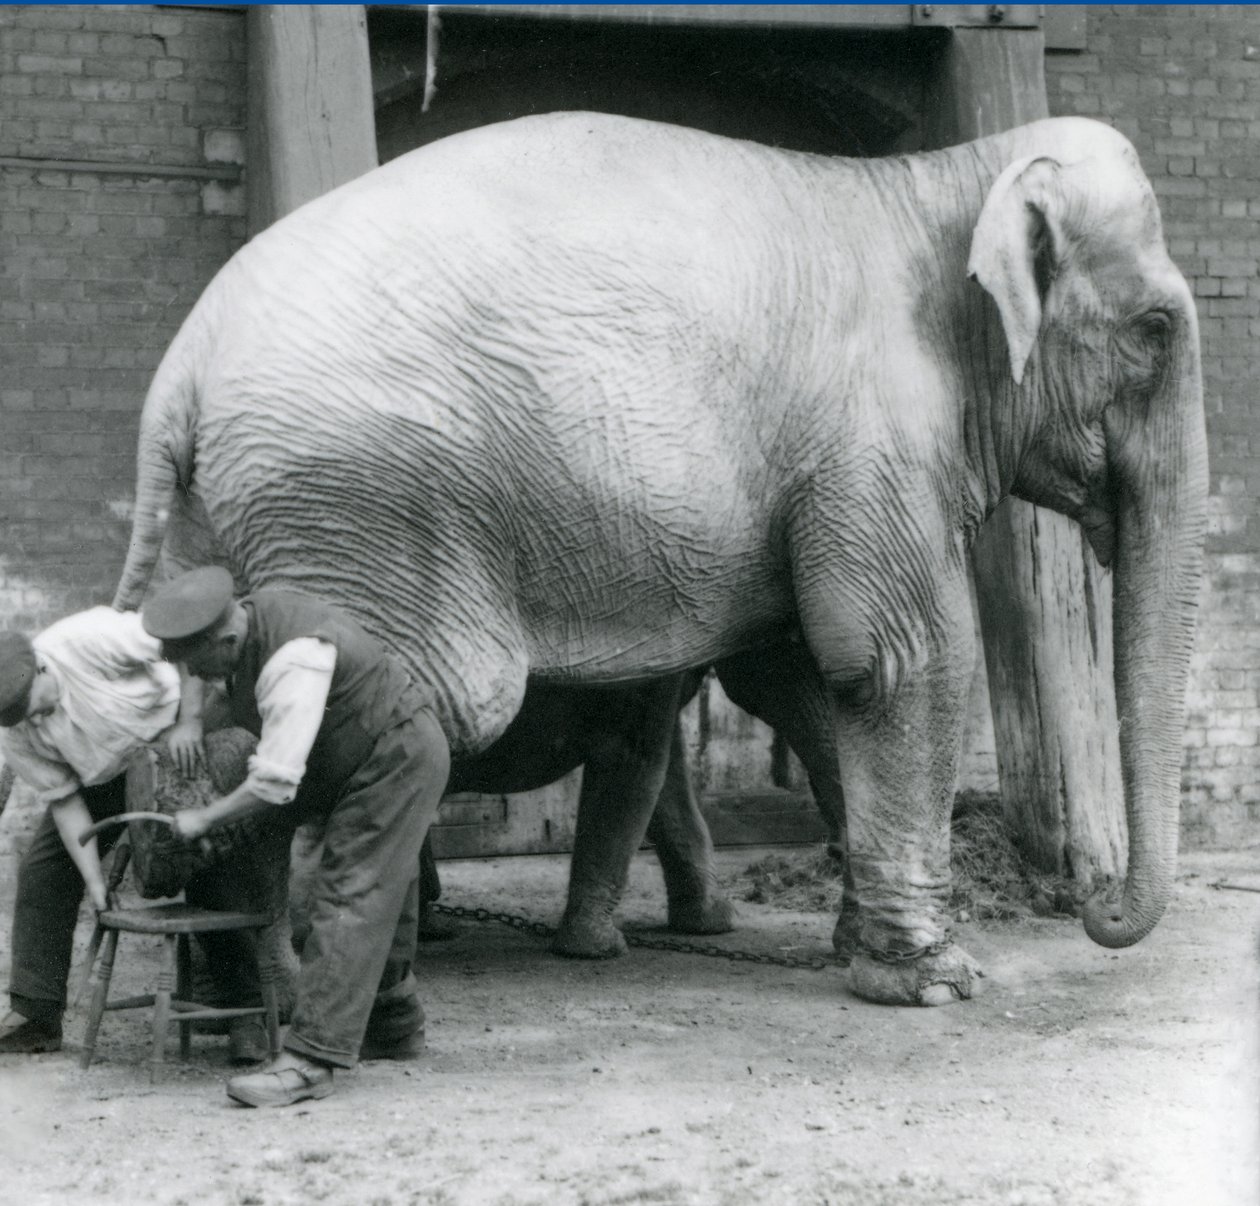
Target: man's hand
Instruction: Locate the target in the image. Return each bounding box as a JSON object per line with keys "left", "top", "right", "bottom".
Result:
{"left": 85, "top": 876, "right": 109, "bottom": 913}
{"left": 172, "top": 808, "right": 210, "bottom": 843}
{"left": 167, "top": 719, "right": 205, "bottom": 778}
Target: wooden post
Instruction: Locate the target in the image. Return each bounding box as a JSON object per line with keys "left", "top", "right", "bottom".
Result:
{"left": 246, "top": 4, "right": 378, "bottom": 235}
{"left": 926, "top": 29, "right": 1126, "bottom": 884}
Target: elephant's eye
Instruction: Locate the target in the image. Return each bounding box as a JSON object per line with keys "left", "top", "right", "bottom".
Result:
{"left": 1112, "top": 309, "right": 1171, "bottom": 399}
{"left": 1133, "top": 309, "right": 1171, "bottom": 345}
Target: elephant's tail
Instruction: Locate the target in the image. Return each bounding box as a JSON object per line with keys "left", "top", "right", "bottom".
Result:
{"left": 112, "top": 351, "right": 198, "bottom": 611}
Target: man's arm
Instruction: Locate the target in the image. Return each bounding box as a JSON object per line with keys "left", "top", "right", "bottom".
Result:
{"left": 0, "top": 728, "right": 106, "bottom": 902}
{"left": 172, "top": 777, "right": 282, "bottom": 838}
{"left": 49, "top": 792, "right": 109, "bottom": 910}
{"left": 166, "top": 665, "right": 206, "bottom": 777}
{"left": 172, "top": 638, "right": 334, "bottom": 840}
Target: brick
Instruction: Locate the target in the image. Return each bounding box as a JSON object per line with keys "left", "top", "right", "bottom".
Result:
{"left": 15, "top": 53, "right": 83, "bottom": 74}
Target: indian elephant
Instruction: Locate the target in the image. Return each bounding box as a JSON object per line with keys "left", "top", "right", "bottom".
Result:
{"left": 114, "top": 112, "right": 1206, "bottom": 1006}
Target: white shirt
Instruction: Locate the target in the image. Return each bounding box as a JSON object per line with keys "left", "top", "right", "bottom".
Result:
{"left": 245, "top": 637, "right": 336, "bottom": 805}
{"left": 0, "top": 608, "right": 180, "bottom": 805}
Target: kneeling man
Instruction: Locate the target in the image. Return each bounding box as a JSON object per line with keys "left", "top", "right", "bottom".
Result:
{"left": 142, "top": 567, "right": 449, "bottom": 1108}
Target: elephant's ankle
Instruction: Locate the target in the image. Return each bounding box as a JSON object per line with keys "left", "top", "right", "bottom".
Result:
{"left": 848, "top": 941, "right": 984, "bottom": 1006}
{"left": 551, "top": 908, "right": 627, "bottom": 959}
{"left": 666, "top": 891, "right": 736, "bottom": 936}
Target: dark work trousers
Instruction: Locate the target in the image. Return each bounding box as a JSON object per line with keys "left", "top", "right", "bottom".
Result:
{"left": 283, "top": 711, "right": 444, "bottom": 1069}
{"left": 419, "top": 835, "right": 441, "bottom": 906}
{"left": 8, "top": 776, "right": 276, "bottom": 1023}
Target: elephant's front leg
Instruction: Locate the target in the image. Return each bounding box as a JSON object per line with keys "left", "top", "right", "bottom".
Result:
{"left": 834, "top": 638, "right": 983, "bottom": 1006}
{"left": 714, "top": 641, "right": 856, "bottom": 957}
{"left": 552, "top": 679, "right": 685, "bottom": 959}
{"left": 645, "top": 722, "right": 735, "bottom": 937}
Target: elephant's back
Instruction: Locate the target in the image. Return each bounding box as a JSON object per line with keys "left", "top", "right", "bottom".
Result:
{"left": 221, "top": 113, "right": 822, "bottom": 337}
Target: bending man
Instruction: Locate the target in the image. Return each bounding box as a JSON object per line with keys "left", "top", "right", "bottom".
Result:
{"left": 141, "top": 566, "right": 449, "bottom": 1108}
{"left": 0, "top": 605, "right": 268, "bottom": 1061}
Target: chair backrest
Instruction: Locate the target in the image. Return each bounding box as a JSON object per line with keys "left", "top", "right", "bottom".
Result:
{"left": 103, "top": 831, "right": 134, "bottom": 903}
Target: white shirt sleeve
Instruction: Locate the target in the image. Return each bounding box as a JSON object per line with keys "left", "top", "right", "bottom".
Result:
{"left": 245, "top": 638, "right": 336, "bottom": 805}
{"left": 0, "top": 726, "right": 81, "bottom": 805}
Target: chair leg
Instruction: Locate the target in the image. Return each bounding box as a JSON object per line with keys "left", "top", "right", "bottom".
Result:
{"left": 258, "top": 925, "right": 281, "bottom": 1060}
{"left": 73, "top": 920, "right": 106, "bottom": 1011}
{"left": 79, "top": 928, "right": 119, "bottom": 1071}
{"left": 150, "top": 933, "right": 177, "bottom": 1083}
{"left": 176, "top": 933, "right": 193, "bottom": 1061}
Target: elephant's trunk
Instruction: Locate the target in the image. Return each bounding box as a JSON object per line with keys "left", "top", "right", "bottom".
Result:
{"left": 1082, "top": 309, "right": 1208, "bottom": 948}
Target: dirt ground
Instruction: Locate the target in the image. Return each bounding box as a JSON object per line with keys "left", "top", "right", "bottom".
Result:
{"left": 1, "top": 841, "right": 1258, "bottom": 1206}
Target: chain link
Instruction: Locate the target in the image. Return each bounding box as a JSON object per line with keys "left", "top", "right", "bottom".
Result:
{"left": 854, "top": 937, "right": 953, "bottom": 965}
{"left": 432, "top": 902, "right": 834, "bottom": 971}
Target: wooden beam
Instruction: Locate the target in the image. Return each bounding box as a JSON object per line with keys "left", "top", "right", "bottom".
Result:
{"left": 246, "top": 4, "right": 378, "bottom": 236}
{"left": 379, "top": 4, "right": 919, "bottom": 31}
{"left": 927, "top": 28, "right": 1126, "bottom": 884}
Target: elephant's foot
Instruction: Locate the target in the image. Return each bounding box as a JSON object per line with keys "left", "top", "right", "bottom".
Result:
{"left": 550, "top": 911, "right": 628, "bottom": 960}
{"left": 848, "top": 942, "right": 984, "bottom": 1006}
{"left": 667, "top": 892, "right": 736, "bottom": 936}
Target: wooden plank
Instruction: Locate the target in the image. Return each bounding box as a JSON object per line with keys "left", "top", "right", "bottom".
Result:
{"left": 699, "top": 791, "right": 829, "bottom": 848}
{"left": 377, "top": 4, "right": 917, "bottom": 30}
{"left": 430, "top": 775, "right": 583, "bottom": 859}
{"left": 923, "top": 24, "right": 1048, "bottom": 146}
{"left": 246, "top": 4, "right": 378, "bottom": 236}
{"left": 0, "top": 156, "right": 240, "bottom": 181}
{"left": 925, "top": 28, "right": 1126, "bottom": 884}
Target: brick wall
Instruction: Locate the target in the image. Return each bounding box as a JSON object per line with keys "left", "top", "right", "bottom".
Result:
{"left": 1045, "top": 5, "right": 1260, "bottom": 844}
{"left": 0, "top": 3, "right": 246, "bottom": 630}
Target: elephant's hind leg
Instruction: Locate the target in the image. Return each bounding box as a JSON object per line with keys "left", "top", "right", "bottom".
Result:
{"left": 646, "top": 721, "right": 735, "bottom": 937}
{"left": 552, "top": 678, "right": 686, "bottom": 959}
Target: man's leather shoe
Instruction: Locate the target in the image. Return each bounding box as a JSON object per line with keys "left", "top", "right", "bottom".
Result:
{"left": 0, "top": 1010, "right": 62, "bottom": 1054}
{"left": 227, "top": 1016, "right": 270, "bottom": 1065}
{"left": 358, "top": 1026, "right": 425, "bottom": 1061}
{"left": 226, "top": 1051, "right": 333, "bottom": 1108}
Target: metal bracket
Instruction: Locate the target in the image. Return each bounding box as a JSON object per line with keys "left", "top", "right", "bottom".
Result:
{"left": 913, "top": 4, "right": 1042, "bottom": 28}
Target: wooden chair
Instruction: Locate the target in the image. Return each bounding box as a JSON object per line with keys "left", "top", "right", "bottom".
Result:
{"left": 76, "top": 823, "right": 281, "bottom": 1080}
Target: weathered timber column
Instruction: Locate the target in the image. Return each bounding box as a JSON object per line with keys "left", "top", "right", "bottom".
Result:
{"left": 246, "top": 4, "right": 377, "bottom": 236}
{"left": 926, "top": 28, "right": 1126, "bottom": 884}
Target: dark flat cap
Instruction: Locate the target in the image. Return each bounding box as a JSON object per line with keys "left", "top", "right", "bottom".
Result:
{"left": 141, "top": 566, "right": 236, "bottom": 642}
{"left": 0, "top": 631, "right": 36, "bottom": 727}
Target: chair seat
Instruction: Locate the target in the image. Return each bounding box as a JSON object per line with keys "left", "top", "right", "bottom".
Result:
{"left": 98, "top": 903, "right": 273, "bottom": 934}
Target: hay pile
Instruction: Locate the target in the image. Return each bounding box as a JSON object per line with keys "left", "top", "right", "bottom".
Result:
{"left": 742, "top": 791, "right": 1083, "bottom": 921}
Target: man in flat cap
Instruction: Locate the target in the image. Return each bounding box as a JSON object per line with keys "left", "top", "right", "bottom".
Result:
{"left": 143, "top": 566, "right": 450, "bottom": 1108}
{"left": 0, "top": 604, "right": 252, "bottom": 1054}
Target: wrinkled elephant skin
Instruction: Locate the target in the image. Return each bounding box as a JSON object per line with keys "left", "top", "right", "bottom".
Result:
{"left": 116, "top": 113, "right": 1206, "bottom": 1005}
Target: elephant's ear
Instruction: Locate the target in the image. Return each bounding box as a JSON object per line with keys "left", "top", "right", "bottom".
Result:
{"left": 967, "top": 155, "right": 1065, "bottom": 386}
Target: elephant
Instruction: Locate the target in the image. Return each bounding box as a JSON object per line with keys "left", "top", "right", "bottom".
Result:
{"left": 113, "top": 112, "right": 1206, "bottom": 1006}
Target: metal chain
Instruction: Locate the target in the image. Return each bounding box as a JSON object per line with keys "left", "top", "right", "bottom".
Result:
{"left": 854, "top": 937, "right": 953, "bottom": 964}
{"left": 431, "top": 902, "right": 834, "bottom": 971}
{"left": 432, "top": 903, "right": 555, "bottom": 939}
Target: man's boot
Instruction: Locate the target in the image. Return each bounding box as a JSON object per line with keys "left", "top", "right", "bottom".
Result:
{"left": 0, "top": 1009, "right": 62, "bottom": 1054}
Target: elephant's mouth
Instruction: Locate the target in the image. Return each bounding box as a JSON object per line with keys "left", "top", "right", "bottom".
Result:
{"left": 1081, "top": 511, "right": 1116, "bottom": 568}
